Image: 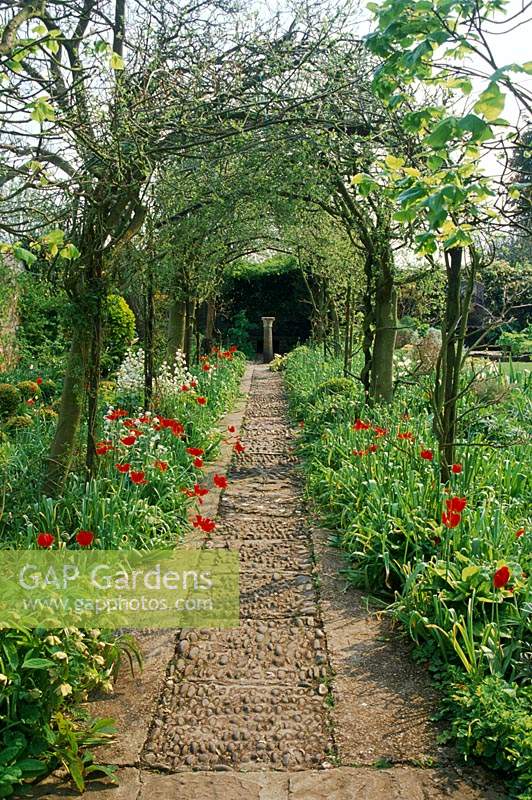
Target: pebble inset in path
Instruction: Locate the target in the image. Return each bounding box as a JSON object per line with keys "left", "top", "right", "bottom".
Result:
{"left": 142, "top": 365, "right": 334, "bottom": 772}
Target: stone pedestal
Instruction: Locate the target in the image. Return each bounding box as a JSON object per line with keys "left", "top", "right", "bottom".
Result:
{"left": 261, "top": 316, "right": 275, "bottom": 363}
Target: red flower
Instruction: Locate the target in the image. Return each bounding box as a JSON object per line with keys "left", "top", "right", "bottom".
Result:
{"left": 193, "top": 514, "right": 216, "bottom": 533}
{"left": 446, "top": 496, "right": 467, "bottom": 513}
{"left": 157, "top": 417, "right": 184, "bottom": 436}
{"left": 76, "top": 530, "right": 94, "bottom": 547}
{"left": 106, "top": 408, "right": 128, "bottom": 421}
{"left": 420, "top": 449, "right": 433, "bottom": 461}
{"left": 202, "top": 362, "right": 211, "bottom": 372}
{"left": 193, "top": 457, "right": 203, "bottom": 468}
{"left": 397, "top": 431, "right": 415, "bottom": 441}
{"left": 115, "top": 462, "right": 130, "bottom": 473}
{"left": 181, "top": 384, "right": 189, "bottom": 392}
{"left": 120, "top": 435, "right": 137, "bottom": 446}
{"left": 213, "top": 474, "right": 228, "bottom": 489}
{"left": 229, "top": 345, "right": 237, "bottom": 353}
{"left": 493, "top": 565, "right": 510, "bottom": 589}
{"left": 196, "top": 396, "right": 207, "bottom": 406}
{"left": 36, "top": 376, "right": 43, "bottom": 385}
{"left": 451, "top": 463, "right": 463, "bottom": 474}
{"left": 373, "top": 426, "right": 388, "bottom": 438}
{"left": 154, "top": 460, "right": 168, "bottom": 472}
{"left": 516, "top": 528, "right": 525, "bottom": 539}
{"left": 353, "top": 448, "right": 367, "bottom": 456}
{"left": 130, "top": 471, "right": 147, "bottom": 485}
{"left": 190, "top": 380, "right": 198, "bottom": 388}
{"left": 96, "top": 442, "right": 114, "bottom": 455}
{"left": 37, "top": 532, "right": 54, "bottom": 548}
{"left": 27, "top": 398, "right": 35, "bottom": 406}
{"left": 367, "top": 444, "right": 378, "bottom": 453}
{"left": 182, "top": 487, "right": 195, "bottom": 498}
{"left": 234, "top": 440, "right": 245, "bottom": 453}
{"left": 352, "top": 419, "right": 371, "bottom": 431}
{"left": 442, "top": 511, "right": 462, "bottom": 528}
{"left": 194, "top": 483, "right": 209, "bottom": 498}
{"left": 227, "top": 425, "right": 236, "bottom": 433}
{"left": 187, "top": 447, "right": 204, "bottom": 457}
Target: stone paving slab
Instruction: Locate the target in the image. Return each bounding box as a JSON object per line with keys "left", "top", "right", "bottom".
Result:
{"left": 206, "top": 536, "right": 313, "bottom": 573}
{"left": 220, "top": 492, "right": 300, "bottom": 517}
{"left": 239, "top": 571, "right": 317, "bottom": 618}
{"left": 142, "top": 683, "right": 332, "bottom": 771}
{"left": 166, "top": 618, "right": 326, "bottom": 683}
{"left": 216, "top": 513, "right": 308, "bottom": 541}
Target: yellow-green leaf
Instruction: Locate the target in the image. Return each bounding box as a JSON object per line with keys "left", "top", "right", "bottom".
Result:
{"left": 474, "top": 83, "right": 505, "bottom": 122}
{"left": 385, "top": 154, "right": 405, "bottom": 170}
{"left": 109, "top": 52, "right": 125, "bottom": 70}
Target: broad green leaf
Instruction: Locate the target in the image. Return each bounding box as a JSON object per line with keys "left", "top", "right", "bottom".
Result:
{"left": 461, "top": 565, "right": 480, "bottom": 581}
{"left": 60, "top": 243, "right": 81, "bottom": 260}
{"left": 521, "top": 61, "right": 532, "bottom": 74}
{"left": 474, "top": 82, "right": 505, "bottom": 122}
{"left": 13, "top": 246, "right": 37, "bottom": 266}
{"left": 30, "top": 96, "right": 55, "bottom": 123}
{"left": 384, "top": 154, "right": 405, "bottom": 170}
{"left": 22, "top": 657, "right": 55, "bottom": 669}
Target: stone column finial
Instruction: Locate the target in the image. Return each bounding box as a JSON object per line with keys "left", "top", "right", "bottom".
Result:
{"left": 261, "top": 316, "right": 275, "bottom": 363}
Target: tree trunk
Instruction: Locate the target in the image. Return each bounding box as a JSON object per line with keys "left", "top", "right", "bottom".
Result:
{"left": 43, "top": 324, "right": 89, "bottom": 496}
{"left": 144, "top": 264, "right": 155, "bottom": 410}
{"left": 370, "top": 247, "right": 397, "bottom": 404}
{"left": 166, "top": 298, "right": 186, "bottom": 364}
{"left": 343, "top": 284, "right": 352, "bottom": 377}
{"left": 184, "top": 297, "right": 196, "bottom": 366}
{"left": 203, "top": 300, "right": 216, "bottom": 354}
{"left": 360, "top": 254, "right": 374, "bottom": 402}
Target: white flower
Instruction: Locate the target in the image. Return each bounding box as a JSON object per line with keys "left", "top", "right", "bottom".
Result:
{"left": 45, "top": 635, "right": 61, "bottom": 646}
{"left": 57, "top": 683, "right": 73, "bottom": 697}
{"left": 52, "top": 651, "right": 68, "bottom": 661}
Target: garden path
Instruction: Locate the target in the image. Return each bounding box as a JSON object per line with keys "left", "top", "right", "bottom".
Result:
{"left": 28, "top": 364, "right": 507, "bottom": 800}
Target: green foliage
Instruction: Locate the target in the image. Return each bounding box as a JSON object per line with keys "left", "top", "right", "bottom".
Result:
{"left": 285, "top": 345, "right": 531, "bottom": 790}
{"left": 497, "top": 325, "right": 532, "bottom": 357}
{"left": 312, "top": 376, "right": 356, "bottom": 400}
{"left": 0, "top": 385, "right": 21, "bottom": 419}
{"left": 0, "top": 625, "right": 123, "bottom": 797}
{"left": 102, "top": 295, "right": 136, "bottom": 376}
{"left": 3, "top": 415, "right": 33, "bottom": 432}
{"left": 16, "top": 276, "right": 69, "bottom": 366}
{"left": 442, "top": 674, "right": 532, "bottom": 798}
{"left": 226, "top": 310, "right": 256, "bottom": 359}
{"left": 228, "top": 254, "right": 297, "bottom": 279}
{"left": 39, "top": 379, "right": 58, "bottom": 401}
{"left": 16, "top": 380, "right": 40, "bottom": 398}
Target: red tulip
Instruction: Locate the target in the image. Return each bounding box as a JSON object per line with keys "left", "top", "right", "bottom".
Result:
{"left": 37, "top": 532, "right": 54, "bottom": 548}
{"left": 193, "top": 457, "right": 203, "bottom": 468}
{"left": 187, "top": 447, "right": 204, "bottom": 457}
{"left": 193, "top": 514, "right": 216, "bottom": 533}
{"left": 516, "top": 528, "right": 525, "bottom": 539}
{"left": 420, "top": 449, "right": 433, "bottom": 461}
{"left": 353, "top": 448, "right": 366, "bottom": 456}
{"left": 446, "top": 496, "right": 467, "bottom": 513}
{"left": 96, "top": 443, "right": 113, "bottom": 455}
{"left": 181, "top": 384, "right": 189, "bottom": 392}
{"left": 130, "top": 471, "right": 147, "bottom": 485}
{"left": 229, "top": 345, "right": 237, "bottom": 352}
{"left": 213, "top": 474, "right": 228, "bottom": 489}
{"left": 196, "top": 396, "right": 207, "bottom": 406}
{"left": 202, "top": 362, "right": 211, "bottom": 372}
{"left": 397, "top": 431, "right": 415, "bottom": 441}
{"left": 227, "top": 425, "right": 236, "bottom": 433}
{"left": 451, "top": 463, "right": 462, "bottom": 474}
{"left": 442, "top": 511, "right": 461, "bottom": 528}
{"left": 76, "top": 530, "right": 94, "bottom": 547}
{"left": 234, "top": 440, "right": 245, "bottom": 453}
{"left": 194, "top": 483, "right": 209, "bottom": 497}
{"left": 106, "top": 408, "right": 128, "bottom": 421}
{"left": 120, "top": 435, "right": 137, "bottom": 446}
{"left": 493, "top": 565, "right": 510, "bottom": 589}
{"left": 36, "top": 376, "right": 43, "bottom": 385}
{"left": 367, "top": 444, "right": 378, "bottom": 453}
{"left": 373, "top": 426, "right": 388, "bottom": 437}
{"left": 352, "top": 419, "right": 370, "bottom": 431}
{"left": 154, "top": 460, "right": 168, "bottom": 472}
{"left": 115, "top": 462, "right": 130, "bottom": 473}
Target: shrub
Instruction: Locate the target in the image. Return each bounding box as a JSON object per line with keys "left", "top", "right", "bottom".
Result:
{"left": 3, "top": 415, "right": 33, "bottom": 432}
{"left": 102, "top": 294, "right": 136, "bottom": 375}
{"left": 16, "top": 380, "right": 40, "bottom": 398}
{"left": 497, "top": 324, "right": 532, "bottom": 357}
{"left": 37, "top": 406, "right": 58, "bottom": 420}
{"left": 39, "top": 378, "right": 58, "bottom": 400}
{"left": 312, "top": 376, "right": 356, "bottom": 399}
{"left": 0, "top": 383, "right": 21, "bottom": 418}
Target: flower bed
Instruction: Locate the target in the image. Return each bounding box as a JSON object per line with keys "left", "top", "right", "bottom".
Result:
{"left": 0, "top": 347, "right": 245, "bottom": 796}
{"left": 284, "top": 345, "right": 531, "bottom": 798}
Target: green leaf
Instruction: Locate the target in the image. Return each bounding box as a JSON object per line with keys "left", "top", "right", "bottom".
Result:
{"left": 22, "top": 657, "right": 55, "bottom": 669}
{"left": 425, "top": 118, "right": 457, "bottom": 148}
{"left": 13, "top": 246, "right": 37, "bottom": 267}
{"left": 60, "top": 243, "right": 81, "bottom": 260}
{"left": 461, "top": 565, "right": 480, "bottom": 581}
{"left": 520, "top": 61, "right": 532, "bottom": 75}
{"left": 474, "top": 83, "right": 505, "bottom": 122}
{"left": 110, "top": 52, "right": 125, "bottom": 70}
{"left": 30, "top": 96, "right": 55, "bottom": 123}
